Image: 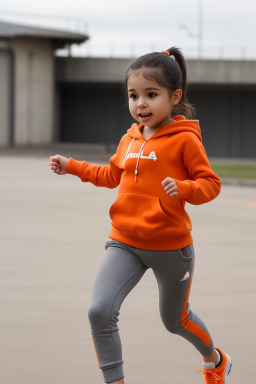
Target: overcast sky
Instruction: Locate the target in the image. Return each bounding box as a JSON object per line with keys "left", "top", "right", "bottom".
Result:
{"left": 0, "top": 0, "right": 256, "bottom": 59}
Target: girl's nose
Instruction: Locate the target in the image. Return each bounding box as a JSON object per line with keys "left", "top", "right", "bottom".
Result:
{"left": 137, "top": 98, "right": 147, "bottom": 108}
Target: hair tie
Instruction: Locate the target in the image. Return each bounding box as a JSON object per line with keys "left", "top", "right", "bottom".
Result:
{"left": 163, "top": 50, "right": 176, "bottom": 60}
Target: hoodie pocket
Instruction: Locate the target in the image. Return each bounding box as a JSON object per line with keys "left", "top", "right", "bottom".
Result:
{"left": 109, "top": 193, "right": 174, "bottom": 240}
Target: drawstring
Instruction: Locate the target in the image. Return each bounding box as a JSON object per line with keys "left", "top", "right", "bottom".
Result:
{"left": 123, "top": 138, "right": 147, "bottom": 182}
{"left": 123, "top": 138, "right": 135, "bottom": 165}
{"left": 135, "top": 141, "right": 146, "bottom": 182}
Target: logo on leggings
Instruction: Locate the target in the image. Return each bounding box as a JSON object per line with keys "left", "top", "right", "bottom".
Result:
{"left": 180, "top": 270, "right": 190, "bottom": 281}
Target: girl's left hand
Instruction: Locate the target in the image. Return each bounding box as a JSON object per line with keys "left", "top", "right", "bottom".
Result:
{"left": 161, "top": 177, "right": 178, "bottom": 198}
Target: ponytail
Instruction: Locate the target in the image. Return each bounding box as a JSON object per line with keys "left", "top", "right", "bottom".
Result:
{"left": 125, "top": 46, "right": 195, "bottom": 119}
{"left": 165, "top": 47, "right": 195, "bottom": 119}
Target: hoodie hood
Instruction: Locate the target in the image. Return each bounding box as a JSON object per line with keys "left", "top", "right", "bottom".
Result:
{"left": 127, "top": 115, "right": 202, "bottom": 142}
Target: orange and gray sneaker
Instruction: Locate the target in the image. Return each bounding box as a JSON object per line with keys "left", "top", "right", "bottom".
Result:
{"left": 196, "top": 348, "right": 232, "bottom": 383}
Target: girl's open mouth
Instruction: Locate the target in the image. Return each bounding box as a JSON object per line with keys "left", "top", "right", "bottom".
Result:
{"left": 139, "top": 113, "right": 152, "bottom": 122}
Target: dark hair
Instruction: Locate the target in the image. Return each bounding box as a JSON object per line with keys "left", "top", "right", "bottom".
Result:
{"left": 125, "top": 47, "right": 195, "bottom": 119}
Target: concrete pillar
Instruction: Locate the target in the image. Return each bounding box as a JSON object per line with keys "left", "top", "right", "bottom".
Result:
{"left": 0, "top": 49, "right": 12, "bottom": 146}
{"left": 10, "top": 37, "right": 54, "bottom": 145}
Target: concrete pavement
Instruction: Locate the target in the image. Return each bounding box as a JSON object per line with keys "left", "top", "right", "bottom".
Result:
{"left": 1, "top": 154, "right": 255, "bottom": 384}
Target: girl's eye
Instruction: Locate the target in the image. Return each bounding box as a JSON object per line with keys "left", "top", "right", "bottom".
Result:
{"left": 148, "top": 92, "right": 157, "bottom": 98}
{"left": 129, "top": 94, "right": 137, "bottom": 100}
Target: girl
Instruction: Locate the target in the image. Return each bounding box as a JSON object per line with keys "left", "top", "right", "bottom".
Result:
{"left": 49, "top": 47, "right": 232, "bottom": 384}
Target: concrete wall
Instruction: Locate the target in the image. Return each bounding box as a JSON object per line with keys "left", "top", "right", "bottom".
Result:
{"left": 188, "top": 60, "right": 256, "bottom": 85}
{"left": 2, "top": 47, "right": 256, "bottom": 156}
{"left": 0, "top": 50, "right": 11, "bottom": 146}
{"left": 56, "top": 56, "right": 256, "bottom": 158}
{"left": 57, "top": 82, "right": 256, "bottom": 157}
{"left": 56, "top": 57, "right": 256, "bottom": 85}
{"left": 10, "top": 37, "right": 55, "bottom": 145}
{"left": 56, "top": 57, "right": 132, "bottom": 84}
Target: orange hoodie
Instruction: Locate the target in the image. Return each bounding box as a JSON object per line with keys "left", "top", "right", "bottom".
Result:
{"left": 66, "top": 115, "right": 221, "bottom": 250}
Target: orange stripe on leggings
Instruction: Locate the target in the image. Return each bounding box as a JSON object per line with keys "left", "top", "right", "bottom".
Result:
{"left": 180, "top": 261, "right": 211, "bottom": 347}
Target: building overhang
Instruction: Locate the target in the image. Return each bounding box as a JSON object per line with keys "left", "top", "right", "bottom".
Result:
{"left": 0, "top": 20, "right": 89, "bottom": 49}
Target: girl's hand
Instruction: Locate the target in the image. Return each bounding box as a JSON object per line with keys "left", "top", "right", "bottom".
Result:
{"left": 161, "top": 177, "right": 178, "bottom": 198}
{"left": 49, "top": 154, "right": 69, "bottom": 175}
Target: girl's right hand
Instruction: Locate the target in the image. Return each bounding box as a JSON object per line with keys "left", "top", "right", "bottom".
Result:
{"left": 49, "top": 154, "right": 69, "bottom": 175}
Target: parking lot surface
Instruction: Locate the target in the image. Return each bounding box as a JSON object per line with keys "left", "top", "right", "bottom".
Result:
{"left": 1, "top": 154, "right": 255, "bottom": 384}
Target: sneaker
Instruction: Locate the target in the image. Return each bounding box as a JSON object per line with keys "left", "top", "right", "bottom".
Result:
{"left": 196, "top": 348, "right": 232, "bottom": 383}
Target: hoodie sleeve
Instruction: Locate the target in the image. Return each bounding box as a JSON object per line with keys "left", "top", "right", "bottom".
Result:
{"left": 173, "top": 142, "right": 221, "bottom": 205}
{"left": 65, "top": 138, "right": 126, "bottom": 189}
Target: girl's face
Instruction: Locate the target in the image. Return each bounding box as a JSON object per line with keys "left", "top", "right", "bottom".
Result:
{"left": 127, "top": 70, "right": 182, "bottom": 132}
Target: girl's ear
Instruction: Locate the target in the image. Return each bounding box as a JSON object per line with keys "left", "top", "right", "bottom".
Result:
{"left": 171, "top": 89, "right": 182, "bottom": 105}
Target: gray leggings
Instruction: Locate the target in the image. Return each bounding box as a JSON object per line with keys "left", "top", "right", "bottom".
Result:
{"left": 88, "top": 240, "right": 214, "bottom": 383}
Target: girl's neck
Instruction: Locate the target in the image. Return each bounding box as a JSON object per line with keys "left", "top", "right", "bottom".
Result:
{"left": 142, "top": 119, "right": 175, "bottom": 140}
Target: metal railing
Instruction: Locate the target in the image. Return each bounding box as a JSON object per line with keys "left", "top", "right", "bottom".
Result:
{"left": 1, "top": 10, "right": 256, "bottom": 61}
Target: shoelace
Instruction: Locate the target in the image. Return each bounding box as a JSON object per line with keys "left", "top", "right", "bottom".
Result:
{"left": 196, "top": 368, "right": 224, "bottom": 383}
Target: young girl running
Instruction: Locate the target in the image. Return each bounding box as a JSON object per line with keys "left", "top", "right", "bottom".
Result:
{"left": 49, "top": 47, "right": 232, "bottom": 384}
